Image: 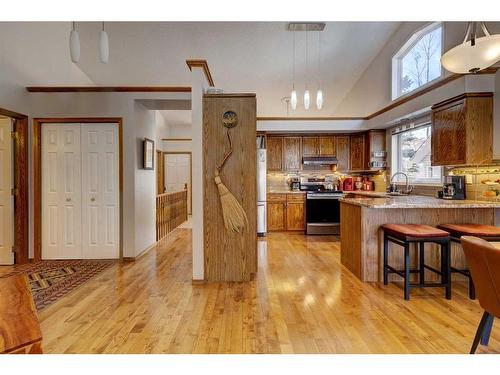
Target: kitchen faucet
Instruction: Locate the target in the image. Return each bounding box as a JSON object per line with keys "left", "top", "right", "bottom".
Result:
{"left": 389, "top": 172, "right": 412, "bottom": 195}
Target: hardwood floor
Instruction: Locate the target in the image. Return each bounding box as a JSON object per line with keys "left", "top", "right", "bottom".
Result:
{"left": 12, "top": 230, "right": 500, "bottom": 353}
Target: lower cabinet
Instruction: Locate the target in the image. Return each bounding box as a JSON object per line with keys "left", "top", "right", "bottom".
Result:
{"left": 267, "top": 193, "right": 305, "bottom": 231}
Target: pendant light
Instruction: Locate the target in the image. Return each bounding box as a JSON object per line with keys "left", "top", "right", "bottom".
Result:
{"left": 69, "top": 22, "right": 80, "bottom": 63}
{"left": 304, "top": 29, "right": 310, "bottom": 110}
{"left": 99, "top": 22, "right": 109, "bottom": 64}
{"left": 290, "top": 31, "right": 297, "bottom": 110}
{"left": 441, "top": 22, "right": 500, "bottom": 74}
{"left": 316, "top": 31, "right": 324, "bottom": 110}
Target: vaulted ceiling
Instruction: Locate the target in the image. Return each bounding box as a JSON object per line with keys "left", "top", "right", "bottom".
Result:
{"left": 75, "top": 22, "right": 401, "bottom": 117}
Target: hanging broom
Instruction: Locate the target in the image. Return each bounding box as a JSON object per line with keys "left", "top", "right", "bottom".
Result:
{"left": 214, "top": 111, "right": 248, "bottom": 234}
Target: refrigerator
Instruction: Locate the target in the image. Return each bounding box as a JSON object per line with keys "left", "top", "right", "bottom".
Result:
{"left": 257, "top": 148, "right": 267, "bottom": 236}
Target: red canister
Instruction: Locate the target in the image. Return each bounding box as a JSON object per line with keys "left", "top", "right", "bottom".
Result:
{"left": 343, "top": 177, "right": 353, "bottom": 191}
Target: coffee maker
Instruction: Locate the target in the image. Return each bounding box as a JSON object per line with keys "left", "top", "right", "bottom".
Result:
{"left": 441, "top": 176, "right": 466, "bottom": 200}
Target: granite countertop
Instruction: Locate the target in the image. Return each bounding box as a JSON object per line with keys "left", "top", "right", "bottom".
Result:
{"left": 340, "top": 195, "right": 500, "bottom": 209}
{"left": 267, "top": 189, "right": 306, "bottom": 194}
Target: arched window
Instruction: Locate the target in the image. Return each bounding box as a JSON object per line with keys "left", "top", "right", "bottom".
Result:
{"left": 392, "top": 23, "right": 443, "bottom": 100}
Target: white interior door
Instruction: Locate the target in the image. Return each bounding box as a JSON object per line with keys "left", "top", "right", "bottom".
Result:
{"left": 165, "top": 153, "right": 191, "bottom": 214}
{"left": 0, "top": 118, "right": 14, "bottom": 265}
{"left": 81, "top": 123, "right": 119, "bottom": 259}
{"left": 42, "top": 124, "right": 82, "bottom": 259}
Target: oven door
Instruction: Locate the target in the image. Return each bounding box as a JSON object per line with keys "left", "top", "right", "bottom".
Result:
{"left": 306, "top": 195, "right": 341, "bottom": 235}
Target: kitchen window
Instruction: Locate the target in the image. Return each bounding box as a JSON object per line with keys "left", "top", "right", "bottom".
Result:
{"left": 392, "top": 23, "right": 443, "bottom": 100}
{"left": 392, "top": 124, "right": 442, "bottom": 184}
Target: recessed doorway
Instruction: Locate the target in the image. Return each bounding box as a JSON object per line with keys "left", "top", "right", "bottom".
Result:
{"left": 0, "top": 108, "right": 28, "bottom": 265}
{"left": 164, "top": 152, "right": 192, "bottom": 215}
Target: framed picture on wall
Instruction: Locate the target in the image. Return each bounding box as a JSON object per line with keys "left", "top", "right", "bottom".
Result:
{"left": 143, "top": 138, "right": 155, "bottom": 170}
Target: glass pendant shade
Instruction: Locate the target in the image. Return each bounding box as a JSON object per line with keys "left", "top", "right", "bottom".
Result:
{"left": 316, "top": 89, "right": 323, "bottom": 110}
{"left": 304, "top": 89, "right": 310, "bottom": 110}
{"left": 69, "top": 29, "right": 80, "bottom": 63}
{"left": 441, "top": 34, "right": 500, "bottom": 74}
{"left": 290, "top": 89, "right": 297, "bottom": 110}
{"left": 99, "top": 30, "right": 109, "bottom": 64}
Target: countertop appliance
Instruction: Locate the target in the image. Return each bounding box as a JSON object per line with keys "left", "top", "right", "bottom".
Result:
{"left": 343, "top": 177, "right": 353, "bottom": 191}
{"left": 441, "top": 175, "right": 466, "bottom": 200}
{"left": 301, "top": 178, "right": 343, "bottom": 235}
{"left": 289, "top": 176, "right": 300, "bottom": 191}
{"left": 257, "top": 148, "right": 267, "bottom": 236}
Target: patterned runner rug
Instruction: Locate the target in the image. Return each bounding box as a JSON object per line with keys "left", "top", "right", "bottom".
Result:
{"left": 0, "top": 260, "right": 116, "bottom": 310}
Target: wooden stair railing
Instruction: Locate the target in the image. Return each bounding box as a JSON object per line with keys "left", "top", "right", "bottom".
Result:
{"left": 156, "top": 189, "right": 188, "bottom": 241}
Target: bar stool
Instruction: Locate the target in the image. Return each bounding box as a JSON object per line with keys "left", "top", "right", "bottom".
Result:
{"left": 437, "top": 224, "right": 500, "bottom": 300}
{"left": 382, "top": 224, "right": 451, "bottom": 301}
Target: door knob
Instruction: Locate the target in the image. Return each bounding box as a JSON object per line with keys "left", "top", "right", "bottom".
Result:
{"left": 66, "top": 198, "right": 71, "bottom": 202}
{"left": 91, "top": 197, "right": 96, "bottom": 202}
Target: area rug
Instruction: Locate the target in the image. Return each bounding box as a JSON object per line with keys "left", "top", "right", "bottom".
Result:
{"left": 0, "top": 260, "right": 116, "bottom": 310}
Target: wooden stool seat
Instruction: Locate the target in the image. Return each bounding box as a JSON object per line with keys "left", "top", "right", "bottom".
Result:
{"left": 437, "top": 224, "right": 500, "bottom": 239}
{"left": 382, "top": 224, "right": 450, "bottom": 240}
{"left": 437, "top": 223, "right": 500, "bottom": 300}
{"left": 382, "top": 224, "right": 451, "bottom": 301}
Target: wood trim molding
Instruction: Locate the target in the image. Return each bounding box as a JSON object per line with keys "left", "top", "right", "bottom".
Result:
{"left": 431, "top": 92, "right": 494, "bottom": 109}
{"left": 0, "top": 107, "right": 29, "bottom": 264}
{"left": 256, "top": 116, "right": 365, "bottom": 121}
{"left": 186, "top": 59, "right": 215, "bottom": 87}
{"left": 26, "top": 86, "right": 191, "bottom": 93}
{"left": 258, "top": 67, "right": 499, "bottom": 122}
{"left": 161, "top": 138, "right": 192, "bottom": 141}
{"left": 32, "top": 117, "right": 124, "bottom": 261}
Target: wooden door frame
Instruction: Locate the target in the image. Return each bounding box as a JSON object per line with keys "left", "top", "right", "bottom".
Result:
{"left": 163, "top": 151, "right": 192, "bottom": 214}
{"left": 33, "top": 118, "right": 124, "bottom": 261}
{"left": 0, "top": 107, "right": 29, "bottom": 264}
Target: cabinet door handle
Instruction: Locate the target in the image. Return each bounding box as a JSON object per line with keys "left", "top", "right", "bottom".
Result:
{"left": 91, "top": 197, "right": 96, "bottom": 202}
{"left": 66, "top": 197, "right": 71, "bottom": 202}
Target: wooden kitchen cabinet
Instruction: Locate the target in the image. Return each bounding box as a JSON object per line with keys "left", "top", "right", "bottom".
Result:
{"left": 350, "top": 133, "right": 366, "bottom": 171}
{"left": 319, "top": 136, "right": 336, "bottom": 156}
{"left": 267, "top": 193, "right": 305, "bottom": 231}
{"left": 335, "top": 135, "right": 350, "bottom": 171}
{"left": 283, "top": 137, "right": 301, "bottom": 171}
{"left": 431, "top": 93, "right": 493, "bottom": 166}
{"left": 302, "top": 137, "right": 320, "bottom": 156}
{"left": 267, "top": 136, "right": 283, "bottom": 171}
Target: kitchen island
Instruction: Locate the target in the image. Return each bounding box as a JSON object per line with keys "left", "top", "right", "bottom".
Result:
{"left": 340, "top": 194, "right": 500, "bottom": 282}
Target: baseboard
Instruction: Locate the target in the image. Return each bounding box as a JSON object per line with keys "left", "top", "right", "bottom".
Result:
{"left": 191, "top": 279, "right": 206, "bottom": 285}
{"left": 122, "top": 241, "right": 158, "bottom": 262}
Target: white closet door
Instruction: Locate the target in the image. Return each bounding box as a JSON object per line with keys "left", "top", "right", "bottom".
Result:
{"left": 0, "top": 118, "right": 14, "bottom": 265}
{"left": 81, "top": 123, "right": 119, "bottom": 259}
{"left": 42, "top": 124, "right": 82, "bottom": 259}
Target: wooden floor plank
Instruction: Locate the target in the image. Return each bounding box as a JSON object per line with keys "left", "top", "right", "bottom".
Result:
{"left": 2, "top": 229, "right": 497, "bottom": 354}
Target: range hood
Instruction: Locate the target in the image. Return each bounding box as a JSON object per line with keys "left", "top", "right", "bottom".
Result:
{"left": 302, "top": 156, "right": 338, "bottom": 166}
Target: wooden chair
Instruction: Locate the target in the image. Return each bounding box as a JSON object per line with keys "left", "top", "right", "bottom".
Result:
{"left": 460, "top": 236, "right": 500, "bottom": 354}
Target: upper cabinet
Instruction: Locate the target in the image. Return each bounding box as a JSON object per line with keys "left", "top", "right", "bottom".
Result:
{"left": 319, "top": 136, "right": 336, "bottom": 156}
{"left": 267, "top": 136, "right": 283, "bottom": 171}
{"left": 302, "top": 137, "right": 320, "bottom": 156}
{"left": 335, "top": 136, "right": 350, "bottom": 171}
{"left": 283, "top": 137, "right": 301, "bottom": 171}
{"left": 431, "top": 93, "right": 493, "bottom": 166}
{"left": 349, "top": 133, "right": 366, "bottom": 171}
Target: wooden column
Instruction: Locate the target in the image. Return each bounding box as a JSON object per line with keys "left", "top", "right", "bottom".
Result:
{"left": 203, "top": 93, "right": 257, "bottom": 281}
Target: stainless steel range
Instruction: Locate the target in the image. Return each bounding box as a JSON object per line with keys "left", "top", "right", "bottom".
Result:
{"left": 300, "top": 177, "right": 343, "bottom": 235}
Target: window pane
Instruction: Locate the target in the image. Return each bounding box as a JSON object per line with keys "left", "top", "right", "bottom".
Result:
{"left": 396, "top": 125, "right": 441, "bottom": 183}
{"left": 400, "top": 26, "right": 442, "bottom": 95}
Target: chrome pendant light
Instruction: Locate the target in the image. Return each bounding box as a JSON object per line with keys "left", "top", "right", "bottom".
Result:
{"left": 304, "top": 29, "right": 310, "bottom": 110}
{"left": 99, "top": 22, "right": 109, "bottom": 64}
{"left": 316, "top": 31, "right": 324, "bottom": 110}
{"left": 69, "top": 22, "right": 80, "bottom": 63}
{"left": 441, "top": 22, "right": 500, "bottom": 74}
{"left": 290, "top": 30, "right": 297, "bottom": 110}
